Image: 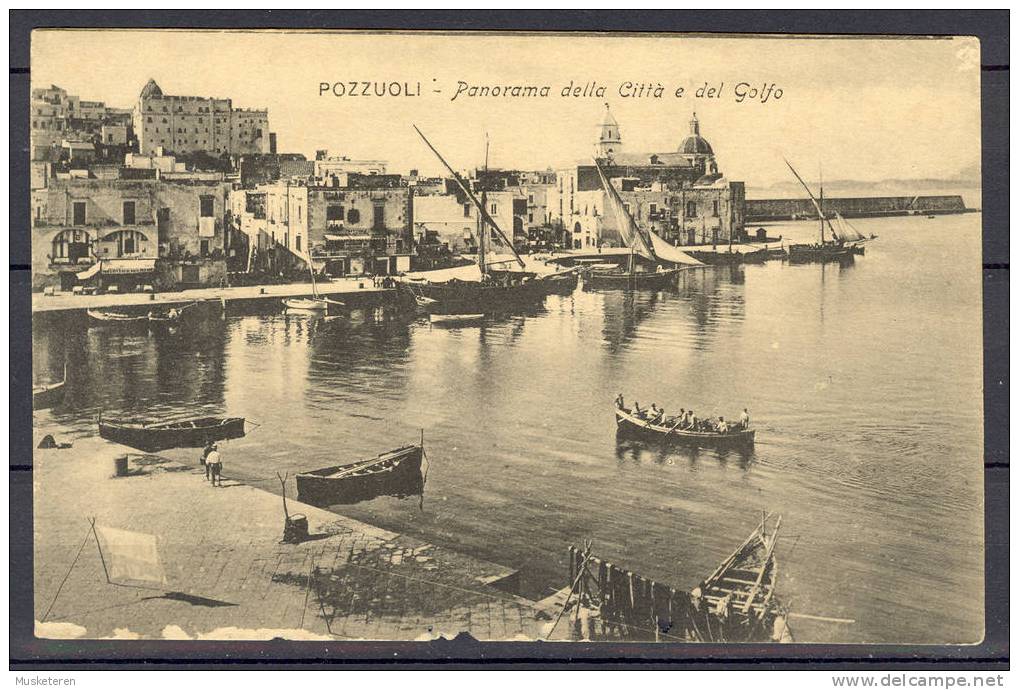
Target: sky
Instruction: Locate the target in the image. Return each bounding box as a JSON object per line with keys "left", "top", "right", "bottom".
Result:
{"left": 32, "top": 30, "right": 981, "bottom": 187}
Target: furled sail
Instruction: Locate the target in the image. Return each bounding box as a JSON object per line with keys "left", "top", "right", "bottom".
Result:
{"left": 593, "top": 159, "right": 657, "bottom": 263}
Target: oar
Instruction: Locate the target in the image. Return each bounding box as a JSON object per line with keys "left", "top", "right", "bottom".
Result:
{"left": 787, "top": 612, "right": 855, "bottom": 625}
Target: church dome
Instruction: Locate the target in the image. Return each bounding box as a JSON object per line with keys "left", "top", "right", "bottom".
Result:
{"left": 679, "top": 135, "right": 713, "bottom": 155}
{"left": 679, "top": 112, "right": 713, "bottom": 155}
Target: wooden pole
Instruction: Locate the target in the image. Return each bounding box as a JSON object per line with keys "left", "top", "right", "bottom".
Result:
{"left": 277, "top": 472, "right": 290, "bottom": 521}
{"left": 90, "top": 517, "right": 111, "bottom": 584}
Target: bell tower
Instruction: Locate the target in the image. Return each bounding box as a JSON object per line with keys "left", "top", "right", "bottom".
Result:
{"left": 596, "top": 103, "right": 622, "bottom": 160}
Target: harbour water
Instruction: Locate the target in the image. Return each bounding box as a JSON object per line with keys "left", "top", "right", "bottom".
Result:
{"left": 33, "top": 213, "right": 984, "bottom": 644}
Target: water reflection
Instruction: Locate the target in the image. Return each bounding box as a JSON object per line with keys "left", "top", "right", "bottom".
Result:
{"left": 614, "top": 433, "right": 755, "bottom": 470}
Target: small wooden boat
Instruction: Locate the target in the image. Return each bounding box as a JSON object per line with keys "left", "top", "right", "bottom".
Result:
{"left": 695, "top": 513, "right": 788, "bottom": 642}
{"left": 147, "top": 301, "right": 200, "bottom": 330}
{"left": 87, "top": 308, "right": 147, "bottom": 325}
{"left": 429, "top": 312, "right": 485, "bottom": 325}
{"left": 296, "top": 443, "right": 425, "bottom": 506}
{"left": 283, "top": 296, "right": 345, "bottom": 311}
{"left": 615, "top": 406, "right": 755, "bottom": 447}
{"left": 33, "top": 376, "right": 66, "bottom": 410}
{"left": 786, "top": 243, "right": 855, "bottom": 264}
{"left": 98, "top": 414, "right": 246, "bottom": 452}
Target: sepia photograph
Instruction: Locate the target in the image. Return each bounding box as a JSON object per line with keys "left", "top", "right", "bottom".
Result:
{"left": 26, "top": 27, "right": 987, "bottom": 650}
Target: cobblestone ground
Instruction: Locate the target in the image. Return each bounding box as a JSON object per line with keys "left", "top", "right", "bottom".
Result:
{"left": 32, "top": 425, "right": 556, "bottom": 641}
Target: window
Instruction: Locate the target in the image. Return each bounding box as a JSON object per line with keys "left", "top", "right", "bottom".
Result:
{"left": 649, "top": 203, "right": 658, "bottom": 215}
{"left": 122, "top": 201, "right": 136, "bottom": 225}
{"left": 490, "top": 203, "right": 497, "bottom": 215}
{"left": 686, "top": 201, "right": 697, "bottom": 217}
{"left": 712, "top": 200, "right": 719, "bottom": 217}
{"left": 373, "top": 205, "right": 385, "bottom": 230}
{"left": 463, "top": 203, "right": 471, "bottom": 218}
{"left": 347, "top": 208, "right": 360, "bottom": 224}
{"left": 199, "top": 196, "right": 215, "bottom": 217}
{"left": 72, "top": 201, "right": 86, "bottom": 225}
{"left": 327, "top": 205, "right": 344, "bottom": 221}
{"left": 622, "top": 203, "right": 631, "bottom": 215}
{"left": 295, "top": 236, "right": 301, "bottom": 252}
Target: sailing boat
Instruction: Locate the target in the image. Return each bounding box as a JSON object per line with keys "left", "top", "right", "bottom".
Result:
{"left": 830, "top": 211, "right": 871, "bottom": 255}
{"left": 282, "top": 249, "right": 346, "bottom": 312}
{"left": 784, "top": 159, "right": 854, "bottom": 264}
{"left": 399, "top": 126, "right": 573, "bottom": 315}
{"left": 584, "top": 159, "right": 688, "bottom": 289}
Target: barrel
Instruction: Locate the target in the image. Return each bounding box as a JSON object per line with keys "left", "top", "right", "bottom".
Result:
{"left": 114, "top": 456, "right": 130, "bottom": 477}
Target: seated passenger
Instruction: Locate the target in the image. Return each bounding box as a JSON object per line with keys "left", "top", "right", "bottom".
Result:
{"left": 718, "top": 417, "right": 729, "bottom": 434}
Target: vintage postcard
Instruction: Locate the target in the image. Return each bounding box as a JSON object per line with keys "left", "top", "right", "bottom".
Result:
{"left": 30, "top": 29, "right": 983, "bottom": 646}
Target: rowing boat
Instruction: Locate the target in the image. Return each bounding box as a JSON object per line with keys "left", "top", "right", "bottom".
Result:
{"left": 695, "top": 513, "right": 787, "bottom": 642}
{"left": 296, "top": 444, "right": 425, "bottom": 506}
{"left": 614, "top": 407, "right": 755, "bottom": 447}
{"left": 98, "top": 414, "right": 246, "bottom": 452}
{"left": 282, "top": 296, "right": 346, "bottom": 311}
{"left": 87, "top": 308, "right": 147, "bottom": 325}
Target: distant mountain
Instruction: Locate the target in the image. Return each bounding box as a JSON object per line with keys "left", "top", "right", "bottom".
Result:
{"left": 748, "top": 172, "right": 981, "bottom": 200}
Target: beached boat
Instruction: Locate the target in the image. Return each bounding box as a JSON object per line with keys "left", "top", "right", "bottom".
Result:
{"left": 695, "top": 513, "right": 790, "bottom": 642}
{"left": 614, "top": 406, "right": 755, "bottom": 448}
{"left": 296, "top": 443, "right": 425, "bottom": 506}
{"left": 98, "top": 414, "right": 246, "bottom": 452}
{"left": 33, "top": 371, "right": 66, "bottom": 410}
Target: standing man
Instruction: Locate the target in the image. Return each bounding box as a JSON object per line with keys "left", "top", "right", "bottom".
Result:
{"left": 206, "top": 443, "right": 223, "bottom": 487}
{"left": 740, "top": 408, "right": 751, "bottom": 430}
{"left": 201, "top": 440, "right": 215, "bottom": 481}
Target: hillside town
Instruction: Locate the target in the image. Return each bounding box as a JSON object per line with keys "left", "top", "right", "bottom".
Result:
{"left": 31, "top": 80, "right": 760, "bottom": 293}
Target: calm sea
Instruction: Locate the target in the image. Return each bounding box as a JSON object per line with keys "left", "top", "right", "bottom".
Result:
{"left": 34, "top": 212, "right": 984, "bottom": 644}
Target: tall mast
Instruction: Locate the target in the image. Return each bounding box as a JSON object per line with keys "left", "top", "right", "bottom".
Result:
{"left": 784, "top": 158, "right": 836, "bottom": 242}
{"left": 819, "top": 164, "right": 825, "bottom": 244}
{"left": 478, "top": 134, "right": 489, "bottom": 274}
{"left": 413, "top": 125, "right": 525, "bottom": 270}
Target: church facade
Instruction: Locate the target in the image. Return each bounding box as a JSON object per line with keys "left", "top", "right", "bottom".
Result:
{"left": 550, "top": 106, "right": 746, "bottom": 250}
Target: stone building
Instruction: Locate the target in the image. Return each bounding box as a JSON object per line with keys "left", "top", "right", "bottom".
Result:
{"left": 231, "top": 175, "right": 413, "bottom": 277}
{"left": 31, "top": 85, "right": 133, "bottom": 161}
{"left": 133, "top": 79, "right": 271, "bottom": 157}
{"left": 412, "top": 188, "right": 525, "bottom": 255}
{"left": 31, "top": 177, "right": 231, "bottom": 291}
{"left": 549, "top": 108, "right": 746, "bottom": 249}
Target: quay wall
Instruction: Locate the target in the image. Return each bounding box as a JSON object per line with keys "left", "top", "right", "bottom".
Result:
{"left": 745, "top": 195, "right": 968, "bottom": 222}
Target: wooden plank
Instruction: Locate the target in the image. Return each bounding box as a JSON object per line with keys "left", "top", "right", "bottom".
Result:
{"left": 741, "top": 516, "right": 781, "bottom": 614}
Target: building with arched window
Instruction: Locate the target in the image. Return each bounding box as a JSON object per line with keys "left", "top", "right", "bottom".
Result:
{"left": 31, "top": 177, "right": 231, "bottom": 291}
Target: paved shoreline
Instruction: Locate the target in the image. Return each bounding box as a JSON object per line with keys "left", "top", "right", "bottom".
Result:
{"left": 33, "top": 417, "right": 561, "bottom": 641}
{"left": 32, "top": 278, "right": 395, "bottom": 314}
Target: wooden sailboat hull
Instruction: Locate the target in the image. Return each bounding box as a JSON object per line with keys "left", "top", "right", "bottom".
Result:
{"left": 99, "top": 416, "right": 246, "bottom": 452}
{"left": 87, "top": 308, "right": 148, "bottom": 326}
{"left": 615, "top": 409, "right": 755, "bottom": 447}
{"left": 296, "top": 445, "right": 424, "bottom": 506}
{"left": 584, "top": 268, "right": 681, "bottom": 290}
{"left": 399, "top": 275, "right": 556, "bottom": 314}
{"left": 786, "top": 244, "right": 855, "bottom": 263}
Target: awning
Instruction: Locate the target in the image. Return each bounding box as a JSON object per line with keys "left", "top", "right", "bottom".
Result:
{"left": 75, "top": 262, "right": 102, "bottom": 280}
{"left": 79, "top": 258, "right": 157, "bottom": 278}
{"left": 325, "top": 234, "right": 372, "bottom": 242}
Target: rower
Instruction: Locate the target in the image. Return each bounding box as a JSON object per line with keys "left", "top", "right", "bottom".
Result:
{"left": 633, "top": 402, "right": 644, "bottom": 419}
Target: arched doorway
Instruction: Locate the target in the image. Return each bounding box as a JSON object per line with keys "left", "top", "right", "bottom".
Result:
{"left": 51, "top": 229, "right": 91, "bottom": 264}
{"left": 102, "top": 229, "right": 150, "bottom": 258}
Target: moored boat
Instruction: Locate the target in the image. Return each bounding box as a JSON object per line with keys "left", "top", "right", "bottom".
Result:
{"left": 98, "top": 414, "right": 246, "bottom": 452}
{"left": 296, "top": 443, "right": 425, "bottom": 506}
{"left": 584, "top": 267, "right": 681, "bottom": 290}
{"left": 786, "top": 243, "right": 855, "bottom": 263}
{"left": 614, "top": 406, "right": 755, "bottom": 447}
{"left": 87, "top": 308, "right": 148, "bottom": 325}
